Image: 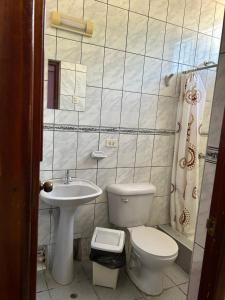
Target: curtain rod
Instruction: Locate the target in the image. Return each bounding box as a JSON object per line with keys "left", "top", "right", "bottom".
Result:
{"left": 182, "top": 63, "right": 218, "bottom": 74}
{"left": 165, "top": 61, "right": 218, "bottom": 87}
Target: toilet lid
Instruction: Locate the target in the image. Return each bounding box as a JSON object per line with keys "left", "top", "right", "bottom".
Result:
{"left": 131, "top": 227, "right": 178, "bottom": 257}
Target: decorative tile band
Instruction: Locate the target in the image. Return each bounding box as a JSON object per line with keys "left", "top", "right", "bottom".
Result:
{"left": 43, "top": 123, "right": 175, "bottom": 136}
{"left": 206, "top": 146, "right": 219, "bottom": 164}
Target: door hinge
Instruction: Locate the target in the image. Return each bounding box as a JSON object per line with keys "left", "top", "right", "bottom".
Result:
{"left": 206, "top": 216, "right": 216, "bottom": 237}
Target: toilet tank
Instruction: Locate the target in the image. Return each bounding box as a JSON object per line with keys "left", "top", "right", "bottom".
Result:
{"left": 107, "top": 183, "right": 156, "bottom": 228}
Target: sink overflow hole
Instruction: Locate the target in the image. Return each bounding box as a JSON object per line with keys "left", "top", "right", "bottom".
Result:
{"left": 70, "top": 293, "right": 78, "bottom": 299}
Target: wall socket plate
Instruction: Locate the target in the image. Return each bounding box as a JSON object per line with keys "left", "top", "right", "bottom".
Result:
{"left": 105, "top": 138, "right": 118, "bottom": 148}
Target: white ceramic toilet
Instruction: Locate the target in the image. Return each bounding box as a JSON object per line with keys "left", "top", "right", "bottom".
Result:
{"left": 107, "top": 183, "right": 178, "bottom": 296}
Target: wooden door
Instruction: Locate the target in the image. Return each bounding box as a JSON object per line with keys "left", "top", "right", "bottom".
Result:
{"left": 198, "top": 108, "right": 225, "bottom": 299}
{"left": 0, "top": 0, "right": 45, "bottom": 299}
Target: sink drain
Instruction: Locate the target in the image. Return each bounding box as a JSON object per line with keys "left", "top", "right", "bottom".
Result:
{"left": 70, "top": 293, "right": 78, "bottom": 299}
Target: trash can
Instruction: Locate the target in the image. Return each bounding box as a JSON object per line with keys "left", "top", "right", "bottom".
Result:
{"left": 90, "top": 227, "right": 126, "bottom": 289}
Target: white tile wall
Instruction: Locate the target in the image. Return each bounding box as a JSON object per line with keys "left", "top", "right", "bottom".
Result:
{"left": 163, "top": 23, "right": 182, "bottom": 62}
{"left": 74, "top": 204, "right": 95, "bottom": 237}
{"left": 134, "top": 167, "right": 151, "bottom": 183}
{"left": 179, "top": 29, "right": 198, "bottom": 65}
{"left": 103, "top": 48, "right": 125, "bottom": 90}
{"left": 53, "top": 131, "right": 77, "bottom": 170}
{"left": 40, "top": 131, "right": 54, "bottom": 170}
{"left": 183, "top": 0, "right": 201, "bottom": 31}
{"left": 40, "top": 0, "right": 225, "bottom": 275}
{"left": 156, "top": 96, "right": 178, "bottom": 130}
{"left": 54, "top": 110, "right": 78, "bottom": 125}
{"left": 120, "top": 92, "right": 140, "bottom": 128}
{"left": 83, "top": 0, "right": 107, "bottom": 46}
{"left": 151, "top": 166, "right": 172, "bottom": 196}
{"left": 77, "top": 132, "right": 99, "bottom": 169}
{"left": 148, "top": 196, "right": 170, "bottom": 226}
{"left": 81, "top": 44, "right": 104, "bottom": 87}
{"left": 139, "top": 94, "right": 158, "bottom": 129}
{"left": 106, "top": 5, "right": 128, "bottom": 50}
{"left": 195, "top": 33, "right": 212, "bottom": 65}
{"left": 130, "top": 0, "right": 150, "bottom": 15}
{"left": 108, "top": 0, "right": 129, "bottom": 10}
{"left": 98, "top": 133, "right": 119, "bottom": 168}
{"left": 101, "top": 89, "right": 122, "bottom": 127}
{"left": 116, "top": 167, "right": 134, "bottom": 183}
{"left": 79, "top": 87, "right": 102, "bottom": 126}
{"left": 117, "top": 134, "right": 137, "bottom": 167}
{"left": 160, "top": 61, "right": 178, "bottom": 96}
{"left": 152, "top": 135, "right": 175, "bottom": 166}
{"left": 149, "top": 0, "right": 168, "bottom": 21}
{"left": 126, "top": 12, "right": 148, "bottom": 55}
{"left": 56, "top": 37, "right": 81, "bottom": 63}
{"left": 167, "top": 0, "right": 185, "bottom": 26}
{"left": 199, "top": 0, "right": 216, "bottom": 35}
{"left": 142, "top": 57, "right": 162, "bottom": 94}
{"left": 124, "top": 53, "right": 144, "bottom": 92}
{"left": 146, "top": 18, "right": 166, "bottom": 59}
{"left": 135, "top": 135, "right": 154, "bottom": 167}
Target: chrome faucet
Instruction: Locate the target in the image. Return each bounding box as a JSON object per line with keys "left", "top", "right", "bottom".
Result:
{"left": 64, "top": 170, "right": 72, "bottom": 184}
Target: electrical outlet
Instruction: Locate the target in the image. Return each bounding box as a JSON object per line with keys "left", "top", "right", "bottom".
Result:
{"left": 105, "top": 138, "right": 118, "bottom": 148}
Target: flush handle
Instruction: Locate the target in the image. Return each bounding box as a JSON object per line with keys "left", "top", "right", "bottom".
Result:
{"left": 40, "top": 181, "right": 53, "bottom": 193}
{"left": 206, "top": 216, "right": 216, "bottom": 237}
{"left": 121, "top": 198, "right": 128, "bottom": 203}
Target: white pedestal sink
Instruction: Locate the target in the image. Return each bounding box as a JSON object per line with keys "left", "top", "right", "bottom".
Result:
{"left": 40, "top": 178, "right": 102, "bottom": 285}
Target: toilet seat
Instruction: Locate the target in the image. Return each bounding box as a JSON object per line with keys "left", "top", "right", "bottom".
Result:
{"left": 131, "top": 227, "right": 178, "bottom": 258}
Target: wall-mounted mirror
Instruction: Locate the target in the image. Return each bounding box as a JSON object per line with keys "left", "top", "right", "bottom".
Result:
{"left": 47, "top": 59, "right": 87, "bottom": 111}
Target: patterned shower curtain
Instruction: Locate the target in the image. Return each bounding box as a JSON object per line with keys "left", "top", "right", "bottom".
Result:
{"left": 170, "top": 72, "right": 206, "bottom": 237}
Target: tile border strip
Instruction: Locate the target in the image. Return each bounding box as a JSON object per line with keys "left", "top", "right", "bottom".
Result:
{"left": 206, "top": 146, "right": 219, "bottom": 164}
{"left": 43, "top": 123, "right": 175, "bottom": 136}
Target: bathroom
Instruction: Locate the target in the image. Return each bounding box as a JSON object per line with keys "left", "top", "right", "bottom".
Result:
{"left": 38, "top": 0, "right": 225, "bottom": 299}
{"left": 1, "top": 0, "right": 225, "bottom": 299}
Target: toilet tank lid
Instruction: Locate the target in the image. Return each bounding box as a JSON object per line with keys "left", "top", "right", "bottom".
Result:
{"left": 107, "top": 183, "right": 156, "bottom": 196}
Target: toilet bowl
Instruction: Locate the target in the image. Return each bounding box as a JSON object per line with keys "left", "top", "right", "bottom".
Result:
{"left": 127, "top": 226, "right": 178, "bottom": 295}
{"left": 107, "top": 183, "right": 179, "bottom": 296}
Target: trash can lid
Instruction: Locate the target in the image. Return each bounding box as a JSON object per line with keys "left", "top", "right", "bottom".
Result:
{"left": 91, "top": 227, "right": 125, "bottom": 253}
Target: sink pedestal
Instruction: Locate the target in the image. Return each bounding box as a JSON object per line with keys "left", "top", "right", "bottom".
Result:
{"left": 52, "top": 207, "right": 76, "bottom": 285}
{"left": 40, "top": 178, "right": 102, "bottom": 285}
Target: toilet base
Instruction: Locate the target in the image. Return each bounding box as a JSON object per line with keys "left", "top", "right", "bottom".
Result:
{"left": 127, "top": 264, "right": 163, "bottom": 296}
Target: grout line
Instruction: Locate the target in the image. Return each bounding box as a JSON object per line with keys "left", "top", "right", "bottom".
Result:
{"left": 45, "top": 31, "right": 221, "bottom": 64}
{"left": 50, "top": 18, "right": 58, "bottom": 177}
{"left": 95, "top": 0, "right": 109, "bottom": 203}
{"left": 171, "top": 0, "right": 187, "bottom": 101}
{"left": 194, "top": 0, "right": 205, "bottom": 67}
{"left": 133, "top": 0, "right": 151, "bottom": 183}
{"left": 94, "top": 0, "right": 109, "bottom": 215}
{"left": 97, "top": 0, "right": 109, "bottom": 175}
{"left": 115, "top": 0, "right": 131, "bottom": 183}
{"left": 40, "top": 166, "right": 173, "bottom": 172}
{"left": 194, "top": 241, "right": 205, "bottom": 249}
{"left": 57, "top": 83, "right": 185, "bottom": 98}
{"left": 177, "top": 282, "right": 189, "bottom": 296}
{"left": 149, "top": 0, "right": 169, "bottom": 184}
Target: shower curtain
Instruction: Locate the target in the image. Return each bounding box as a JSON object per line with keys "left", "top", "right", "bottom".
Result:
{"left": 170, "top": 72, "right": 206, "bottom": 237}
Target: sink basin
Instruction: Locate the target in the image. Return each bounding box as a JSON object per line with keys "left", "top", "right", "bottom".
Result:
{"left": 40, "top": 178, "right": 102, "bottom": 285}
{"left": 40, "top": 178, "right": 102, "bottom": 208}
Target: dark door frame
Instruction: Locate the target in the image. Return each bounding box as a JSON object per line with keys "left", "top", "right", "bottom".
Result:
{"left": 0, "top": 1, "right": 44, "bottom": 299}
{"left": 198, "top": 107, "right": 225, "bottom": 299}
